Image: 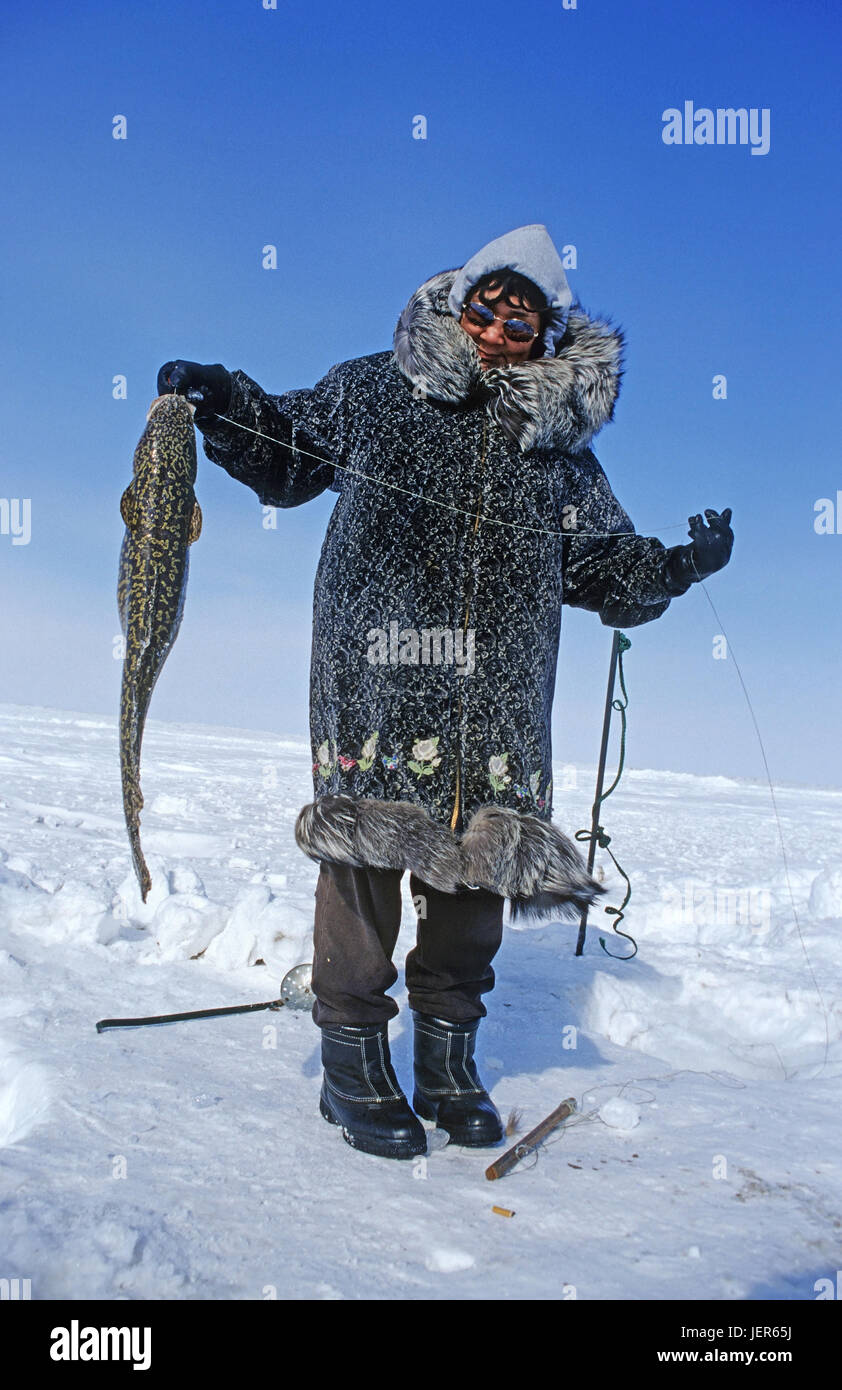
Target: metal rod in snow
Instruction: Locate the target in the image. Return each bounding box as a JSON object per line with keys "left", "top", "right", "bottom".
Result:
{"left": 575, "top": 629, "right": 622, "bottom": 957}
{"left": 95, "top": 999, "right": 286, "bottom": 1032}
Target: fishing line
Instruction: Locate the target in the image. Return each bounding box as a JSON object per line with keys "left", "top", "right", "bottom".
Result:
{"left": 692, "top": 560, "right": 832, "bottom": 1079}
{"left": 208, "top": 408, "right": 833, "bottom": 1076}
{"left": 507, "top": 1068, "right": 752, "bottom": 1170}
{"left": 211, "top": 411, "right": 690, "bottom": 541}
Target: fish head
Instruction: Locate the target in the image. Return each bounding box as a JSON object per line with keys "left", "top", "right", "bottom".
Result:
{"left": 137, "top": 395, "right": 199, "bottom": 485}
{"left": 146, "top": 394, "right": 196, "bottom": 424}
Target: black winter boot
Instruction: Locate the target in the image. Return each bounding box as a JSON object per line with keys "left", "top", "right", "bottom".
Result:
{"left": 319, "top": 1022, "right": 427, "bottom": 1160}
{"left": 412, "top": 1011, "right": 504, "bottom": 1146}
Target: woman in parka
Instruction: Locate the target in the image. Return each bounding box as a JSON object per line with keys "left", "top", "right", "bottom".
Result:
{"left": 158, "top": 224, "right": 733, "bottom": 1161}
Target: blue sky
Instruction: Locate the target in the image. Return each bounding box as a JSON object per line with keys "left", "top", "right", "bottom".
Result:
{"left": 1, "top": 0, "right": 840, "bottom": 787}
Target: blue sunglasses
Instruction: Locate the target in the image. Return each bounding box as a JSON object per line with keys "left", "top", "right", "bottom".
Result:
{"left": 461, "top": 299, "right": 541, "bottom": 343}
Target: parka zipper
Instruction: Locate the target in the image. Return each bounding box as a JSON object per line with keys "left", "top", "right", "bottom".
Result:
{"left": 450, "top": 415, "right": 488, "bottom": 832}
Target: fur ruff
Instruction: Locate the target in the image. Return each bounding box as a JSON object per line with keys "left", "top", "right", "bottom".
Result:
{"left": 295, "top": 795, "right": 604, "bottom": 922}
{"left": 459, "top": 804, "right": 604, "bottom": 922}
{"left": 295, "top": 795, "right": 465, "bottom": 894}
{"left": 393, "top": 268, "right": 624, "bottom": 454}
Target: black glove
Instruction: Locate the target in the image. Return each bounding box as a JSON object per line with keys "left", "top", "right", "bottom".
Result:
{"left": 664, "top": 508, "right": 733, "bottom": 594}
{"left": 156, "top": 360, "right": 232, "bottom": 421}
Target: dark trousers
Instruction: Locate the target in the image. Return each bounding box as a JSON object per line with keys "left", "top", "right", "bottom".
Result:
{"left": 311, "top": 860, "right": 505, "bottom": 1027}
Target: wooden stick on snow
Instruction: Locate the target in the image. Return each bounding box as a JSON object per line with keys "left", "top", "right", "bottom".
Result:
{"left": 485, "top": 1098, "right": 577, "bottom": 1181}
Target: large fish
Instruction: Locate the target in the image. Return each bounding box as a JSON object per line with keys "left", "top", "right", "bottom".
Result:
{"left": 118, "top": 394, "right": 202, "bottom": 900}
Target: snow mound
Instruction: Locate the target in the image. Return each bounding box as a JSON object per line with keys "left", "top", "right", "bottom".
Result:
{"left": 109, "top": 869, "right": 312, "bottom": 973}
{"left": 642, "top": 875, "right": 775, "bottom": 946}
{"left": 0, "top": 865, "right": 112, "bottom": 944}
{"left": 424, "top": 1248, "right": 475, "bottom": 1273}
{"left": 584, "top": 964, "right": 839, "bottom": 1079}
{"left": 624, "top": 768, "right": 741, "bottom": 789}
{"left": 203, "top": 884, "right": 313, "bottom": 975}
{"left": 599, "top": 1096, "right": 640, "bottom": 1130}
{"left": 0, "top": 1035, "right": 52, "bottom": 1148}
{"left": 809, "top": 863, "right": 842, "bottom": 922}
{"left": 151, "top": 893, "right": 227, "bottom": 962}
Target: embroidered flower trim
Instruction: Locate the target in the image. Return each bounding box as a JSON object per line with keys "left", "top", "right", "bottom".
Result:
{"left": 312, "top": 731, "right": 379, "bottom": 779}
{"left": 313, "top": 739, "right": 335, "bottom": 780}
{"left": 488, "top": 752, "right": 511, "bottom": 792}
{"left": 313, "top": 733, "right": 551, "bottom": 807}
{"left": 407, "top": 736, "right": 442, "bottom": 778}
{"left": 511, "top": 764, "right": 552, "bottom": 809}
{"left": 357, "top": 732, "right": 379, "bottom": 771}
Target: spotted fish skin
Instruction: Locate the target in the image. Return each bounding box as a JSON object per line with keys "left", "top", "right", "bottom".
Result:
{"left": 119, "top": 394, "right": 202, "bottom": 900}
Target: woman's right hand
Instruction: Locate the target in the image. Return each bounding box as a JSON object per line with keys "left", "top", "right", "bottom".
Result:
{"left": 156, "top": 361, "right": 233, "bottom": 419}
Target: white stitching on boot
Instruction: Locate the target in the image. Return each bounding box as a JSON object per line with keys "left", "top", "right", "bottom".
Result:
{"left": 415, "top": 1019, "right": 484, "bottom": 1096}
{"left": 375, "top": 1031, "right": 401, "bottom": 1100}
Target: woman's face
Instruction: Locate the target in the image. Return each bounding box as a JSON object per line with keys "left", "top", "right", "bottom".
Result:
{"left": 458, "top": 283, "right": 544, "bottom": 369}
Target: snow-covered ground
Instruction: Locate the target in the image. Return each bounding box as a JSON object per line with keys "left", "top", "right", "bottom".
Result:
{"left": 0, "top": 702, "right": 840, "bottom": 1301}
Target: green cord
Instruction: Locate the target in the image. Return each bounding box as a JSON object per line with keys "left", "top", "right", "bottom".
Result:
{"left": 575, "top": 633, "right": 637, "bottom": 960}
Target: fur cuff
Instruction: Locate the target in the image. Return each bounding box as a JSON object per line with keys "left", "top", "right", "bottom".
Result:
{"left": 295, "top": 795, "right": 604, "bottom": 921}
{"left": 459, "top": 804, "right": 604, "bottom": 922}
{"left": 295, "top": 795, "right": 465, "bottom": 894}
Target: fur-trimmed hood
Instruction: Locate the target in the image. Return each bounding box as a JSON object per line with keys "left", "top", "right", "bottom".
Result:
{"left": 393, "top": 268, "right": 625, "bottom": 454}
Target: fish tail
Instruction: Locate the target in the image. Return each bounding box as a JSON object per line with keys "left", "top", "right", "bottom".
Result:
{"left": 122, "top": 759, "right": 151, "bottom": 900}
{"left": 129, "top": 822, "right": 152, "bottom": 903}
{"left": 120, "top": 674, "right": 152, "bottom": 899}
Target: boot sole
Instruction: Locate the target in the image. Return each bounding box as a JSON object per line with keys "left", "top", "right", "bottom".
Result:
{"left": 319, "top": 1094, "right": 427, "bottom": 1160}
